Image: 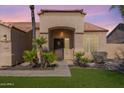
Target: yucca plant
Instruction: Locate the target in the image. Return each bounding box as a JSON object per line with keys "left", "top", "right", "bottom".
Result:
{"left": 23, "top": 48, "right": 37, "bottom": 65}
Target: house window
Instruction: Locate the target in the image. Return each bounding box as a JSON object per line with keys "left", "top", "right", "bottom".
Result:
{"left": 83, "top": 35, "right": 99, "bottom": 52}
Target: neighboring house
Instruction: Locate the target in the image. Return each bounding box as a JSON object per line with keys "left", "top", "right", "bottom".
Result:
{"left": 0, "top": 22, "right": 30, "bottom": 67}
{"left": 106, "top": 23, "right": 124, "bottom": 59}
{"left": 0, "top": 22, "right": 40, "bottom": 67}
{"left": 107, "top": 23, "right": 124, "bottom": 43}
{"left": 0, "top": 9, "right": 108, "bottom": 67}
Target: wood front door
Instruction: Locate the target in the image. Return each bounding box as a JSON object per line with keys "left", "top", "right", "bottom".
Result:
{"left": 54, "top": 38, "right": 64, "bottom": 60}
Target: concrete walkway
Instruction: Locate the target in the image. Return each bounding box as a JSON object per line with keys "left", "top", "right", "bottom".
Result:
{"left": 0, "top": 61, "right": 71, "bottom": 77}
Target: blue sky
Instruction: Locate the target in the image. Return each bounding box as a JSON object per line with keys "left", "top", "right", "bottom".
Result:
{"left": 0, "top": 5, "right": 123, "bottom": 32}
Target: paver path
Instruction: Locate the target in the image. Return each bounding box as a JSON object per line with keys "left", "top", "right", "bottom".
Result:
{"left": 0, "top": 61, "right": 71, "bottom": 77}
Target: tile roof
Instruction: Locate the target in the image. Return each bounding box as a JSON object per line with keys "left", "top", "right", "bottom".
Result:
{"left": 84, "top": 22, "right": 108, "bottom": 32}
{"left": 0, "top": 21, "right": 12, "bottom": 28}
{"left": 7, "top": 22, "right": 39, "bottom": 32}
{"left": 4, "top": 22, "right": 108, "bottom": 32}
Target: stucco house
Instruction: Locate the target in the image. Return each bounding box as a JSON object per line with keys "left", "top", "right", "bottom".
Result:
{"left": 0, "top": 22, "right": 31, "bottom": 67}
{"left": 38, "top": 9, "right": 108, "bottom": 60}
{"left": 0, "top": 9, "right": 109, "bottom": 67}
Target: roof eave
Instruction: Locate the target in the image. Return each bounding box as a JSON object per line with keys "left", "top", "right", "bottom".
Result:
{"left": 84, "top": 30, "right": 108, "bottom": 32}
{"left": 107, "top": 23, "right": 124, "bottom": 38}
{"left": 38, "top": 9, "right": 86, "bottom": 15}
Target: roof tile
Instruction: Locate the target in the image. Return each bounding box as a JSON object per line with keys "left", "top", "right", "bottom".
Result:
{"left": 5, "top": 22, "right": 108, "bottom": 32}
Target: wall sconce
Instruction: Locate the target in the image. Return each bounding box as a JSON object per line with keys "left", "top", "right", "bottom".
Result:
{"left": 3, "top": 35, "right": 7, "bottom": 41}
{"left": 60, "top": 32, "right": 64, "bottom": 37}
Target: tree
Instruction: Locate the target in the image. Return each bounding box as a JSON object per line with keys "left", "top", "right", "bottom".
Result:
{"left": 34, "top": 36, "right": 47, "bottom": 65}
{"left": 30, "top": 5, "right": 36, "bottom": 48}
{"left": 110, "top": 5, "right": 124, "bottom": 21}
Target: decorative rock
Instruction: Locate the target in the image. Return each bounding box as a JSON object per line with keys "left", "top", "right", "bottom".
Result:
{"left": 87, "top": 63, "right": 96, "bottom": 67}
{"left": 104, "top": 59, "right": 124, "bottom": 72}
{"left": 104, "top": 62, "right": 119, "bottom": 71}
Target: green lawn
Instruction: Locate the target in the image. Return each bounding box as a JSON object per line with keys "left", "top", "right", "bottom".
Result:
{"left": 0, "top": 68, "right": 124, "bottom": 88}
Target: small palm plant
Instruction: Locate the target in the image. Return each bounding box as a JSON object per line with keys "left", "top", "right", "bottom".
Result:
{"left": 33, "top": 36, "right": 47, "bottom": 64}
{"left": 23, "top": 48, "right": 37, "bottom": 66}
{"left": 43, "top": 52, "right": 56, "bottom": 68}
{"left": 34, "top": 36, "right": 47, "bottom": 48}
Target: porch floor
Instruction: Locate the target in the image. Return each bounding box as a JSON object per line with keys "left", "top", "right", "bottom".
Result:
{"left": 0, "top": 61, "right": 71, "bottom": 77}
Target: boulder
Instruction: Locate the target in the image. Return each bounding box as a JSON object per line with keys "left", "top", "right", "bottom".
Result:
{"left": 87, "top": 63, "right": 96, "bottom": 67}
{"left": 104, "top": 59, "right": 124, "bottom": 72}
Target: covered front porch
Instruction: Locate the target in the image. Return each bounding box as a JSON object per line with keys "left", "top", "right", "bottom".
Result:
{"left": 48, "top": 26, "right": 75, "bottom": 60}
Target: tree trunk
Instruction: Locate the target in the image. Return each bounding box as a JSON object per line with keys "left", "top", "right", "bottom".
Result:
{"left": 30, "top": 5, "right": 36, "bottom": 49}
{"left": 37, "top": 47, "right": 42, "bottom": 64}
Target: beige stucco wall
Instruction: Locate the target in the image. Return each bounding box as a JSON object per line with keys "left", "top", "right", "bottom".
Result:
{"left": 0, "top": 25, "right": 11, "bottom": 41}
{"left": 106, "top": 44, "right": 124, "bottom": 59}
{"left": 39, "top": 12, "right": 85, "bottom": 33}
{"left": 0, "top": 25, "right": 12, "bottom": 67}
{"left": 39, "top": 12, "right": 85, "bottom": 50}
{"left": 36, "top": 28, "right": 40, "bottom": 38}
{"left": 83, "top": 32, "right": 107, "bottom": 51}
{"left": 0, "top": 42, "right": 12, "bottom": 67}
{"left": 75, "top": 33, "right": 84, "bottom": 52}
{"left": 80, "top": 31, "right": 107, "bottom": 60}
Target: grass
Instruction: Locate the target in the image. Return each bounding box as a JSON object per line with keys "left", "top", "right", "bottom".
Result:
{"left": 0, "top": 67, "right": 124, "bottom": 88}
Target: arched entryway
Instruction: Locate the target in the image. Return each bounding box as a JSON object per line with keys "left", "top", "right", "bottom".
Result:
{"left": 48, "top": 26, "right": 75, "bottom": 60}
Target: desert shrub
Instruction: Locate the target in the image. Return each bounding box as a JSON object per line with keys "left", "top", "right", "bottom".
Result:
{"left": 43, "top": 52, "right": 56, "bottom": 63}
{"left": 80, "top": 57, "right": 91, "bottom": 63}
{"left": 75, "top": 52, "right": 93, "bottom": 67}
{"left": 75, "top": 52, "right": 85, "bottom": 60}
{"left": 43, "top": 52, "right": 57, "bottom": 68}
{"left": 23, "top": 48, "right": 37, "bottom": 63}
{"left": 91, "top": 51, "right": 107, "bottom": 63}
